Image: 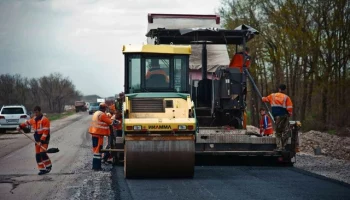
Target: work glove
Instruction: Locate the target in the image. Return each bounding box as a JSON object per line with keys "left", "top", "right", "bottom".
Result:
{"left": 16, "top": 126, "right": 22, "bottom": 131}
{"left": 113, "top": 120, "right": 120, "bottom": 125}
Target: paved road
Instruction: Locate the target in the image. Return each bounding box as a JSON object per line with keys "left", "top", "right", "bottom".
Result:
{"left": 0, "top": 114, "right": 350, "bottom": 200}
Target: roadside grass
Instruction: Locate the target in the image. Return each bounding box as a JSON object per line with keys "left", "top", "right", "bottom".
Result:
{"left": 45, "top": 110, "right": 76, "bottom": 121}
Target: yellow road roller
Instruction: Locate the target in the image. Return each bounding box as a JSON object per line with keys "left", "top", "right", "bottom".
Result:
{"left": 121, "top": 44, "right": 197, "bottom": 178}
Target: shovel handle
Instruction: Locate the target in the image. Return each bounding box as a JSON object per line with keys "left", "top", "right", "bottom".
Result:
{"left": 19, "top": 129, "right": 47, "bottom": 151}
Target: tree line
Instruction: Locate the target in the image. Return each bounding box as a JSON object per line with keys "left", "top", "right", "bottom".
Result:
{"left": 219, "top": 0, "right": 350, "bottom": 132}
{"left": 0, "top": 72, "right": 82, "bottom": 113}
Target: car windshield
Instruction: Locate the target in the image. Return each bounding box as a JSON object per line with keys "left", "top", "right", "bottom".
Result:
{"left": 1, "top": 107, "right": 24, "bottom": 114}
{"left": 90, "top": 103, "right": 99, "bottom": 106}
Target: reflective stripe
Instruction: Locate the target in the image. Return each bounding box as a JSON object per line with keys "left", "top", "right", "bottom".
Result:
{"left": 287, "top": 106, "right": 293, "bottom": 109}
{"left": 43, "top": 159, "right": 50, "bottom": 163}
{"left": 271, "top": 93, "right": 288, "bottom": 108}
{"left": 91, "top": 121, "right": 110, "bottom": 126}
{"left": 93, "top": 156, "right": 101, "bottom": 159}
{"left": 45, "top": 164, "right": 52, "bottom": 167}
{"left": 42, "top": 134, "right": 47, "bottom": 137}
{"left": 271, "top": 105, "right": 286, "bottom": 108}
{"left": 90, "top": 124, "right": 109, "bottom": 129}
{"left": 42, "top": 127, "right": 50, "bottom": 130}
{"left": 35, "top": 128, "right": 43, "bottom": 131}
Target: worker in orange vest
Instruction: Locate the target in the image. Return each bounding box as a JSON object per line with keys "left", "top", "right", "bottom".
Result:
{"left": 88, "top": 103, "right": 118, "bottom": 170}
{"left": 262, "top": 84, "right": 293, "bottom": 151}
{"left": 17, "top": 106, "right": 52, "bottom": 175}
{"left": 113, "top": 110, "right": 123, "bottom": 137}
{"left": 102, "top": 110, "right": 122, "bottom": 164}
{"left": 146, "top": 59, "right": 169, "bottom": 83}
{"left": 228, "top": 47, "right": 251, "bottom": 72}
{"left": 259, "top": 108, "right": 273, "bottom": 136}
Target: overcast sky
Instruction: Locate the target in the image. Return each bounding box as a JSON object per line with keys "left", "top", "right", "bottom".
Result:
{"left": 0, "top": 0, "right": 222, "bottom": 97}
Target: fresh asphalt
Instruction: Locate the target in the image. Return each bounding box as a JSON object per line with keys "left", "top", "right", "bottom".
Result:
{"left": 0, "top": 114, "right": 349, "bottom": 200}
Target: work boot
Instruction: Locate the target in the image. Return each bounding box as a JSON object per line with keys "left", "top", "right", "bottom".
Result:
{"left": 46, "top": 166, "right": 52, "bottom": 173}
{"left": 38, "top": 170, "right": 49, "bottom": 175}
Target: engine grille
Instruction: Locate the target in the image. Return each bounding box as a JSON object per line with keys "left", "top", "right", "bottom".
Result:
{"left": 131, "top": 98, "right": 164, "bottom": 113}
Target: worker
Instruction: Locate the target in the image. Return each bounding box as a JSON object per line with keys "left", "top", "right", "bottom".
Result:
{"left": 102, "top": 111, "right": 122, "bottom": 164}
{"left": 259, "top": 108, "right": 273, "bottom": 136}
{"left": 146, "top": 59, "right": 169, "bottom": 83}
{"left": 17, "top": 106, "right": 52, "bottom": 175}
{"left": 102, "top": 110, "right": 117, "bottom": 164}
{"left": 109, "top": 104, "right": 116, "bottom": 114}
{"left": 88, "top": 102, "right": 118, "bottom": 170}
{"left": 228, "top": 47, "right": 251, "bottom": 73}
{"left": 262, "top": 84, "right": 293, "bottom": 151}
{"left": 113, "top": 110, "right": 123, "bottom": 137}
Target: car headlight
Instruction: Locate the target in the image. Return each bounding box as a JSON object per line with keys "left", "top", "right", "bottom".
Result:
{"left": 178, "top": 125, "right": 187, "bottom": 130}
{"left": 133, "top": 125, "right": 142, "bottom": 130}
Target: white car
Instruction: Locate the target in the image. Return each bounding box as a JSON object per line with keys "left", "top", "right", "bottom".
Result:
{"left": 0, "top": 105, "right": 31, "bottom": 133}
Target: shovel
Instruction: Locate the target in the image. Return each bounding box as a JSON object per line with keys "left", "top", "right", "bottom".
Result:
{"left": 19, "top": 129, "right": 60, "bottom": 153}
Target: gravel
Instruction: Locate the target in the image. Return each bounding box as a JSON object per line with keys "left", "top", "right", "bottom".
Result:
{"left": 296, "top": 130, "right": 350, "bottom": 185}
{"left": 248, "top": 125, "right": 350, "bottom": 185}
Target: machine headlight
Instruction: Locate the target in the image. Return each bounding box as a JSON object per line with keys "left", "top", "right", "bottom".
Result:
{"left": 133, "top": 125, "right": 142, "bottom": 130}
{"left": 178, "top": 125, "right": 187, "bottom": 130}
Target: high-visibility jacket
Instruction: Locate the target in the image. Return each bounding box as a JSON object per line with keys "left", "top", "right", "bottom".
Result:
{"left": 259, "top": 114, "right": 273, "bottom": 135}
{"left": 88, "top": 111, "right": 113, "bottom": 136}
{"left": 20, "top": 115, "right": 50, "bottom": 141}
{"left": 228, "top": 51, "right": 251, "bottom": 72}
{"left": 146, "top": 68, "right": 169, "bottom": 83}
{"left": 262, "top": 92, "right": 293, "bottom": 117}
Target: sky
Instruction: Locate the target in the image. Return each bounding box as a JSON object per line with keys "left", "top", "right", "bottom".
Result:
{"left": 0, "top": 0, "right": 222, "bottom": 97}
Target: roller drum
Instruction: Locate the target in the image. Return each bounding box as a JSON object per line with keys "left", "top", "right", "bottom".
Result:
{"left": 124, "top": 136, "right": 195, "bottom": 178}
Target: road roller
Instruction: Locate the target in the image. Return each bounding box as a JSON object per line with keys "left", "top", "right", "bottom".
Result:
{"left": 120, "top": 44, "right": 196, "bottom": 178}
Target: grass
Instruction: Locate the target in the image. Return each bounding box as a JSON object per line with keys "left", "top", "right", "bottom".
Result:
{"left": 45, "top": 110, "right": 76, "bottom": 121}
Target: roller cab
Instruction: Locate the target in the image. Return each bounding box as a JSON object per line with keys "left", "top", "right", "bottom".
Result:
{"left": 122, "top": 44, "right": 196, "bottom": 178}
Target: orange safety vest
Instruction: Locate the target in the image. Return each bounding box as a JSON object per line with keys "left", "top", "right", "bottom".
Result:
{"left": 259, "top": 114, "right": 273, "bottom": 135}
{"left": 262, "top": 93, "right": 293, "bottom": 117}
{"left": 228, "top": 51, "right": 251, "bottom": 72}
{"left": 146, "top": 68, "right": 169, "bottom": 82}
{"left": 20, "top": 115, "right": 50, "bottom": 141}
{"left": 88, "top": 111, "right": 113, "bottom": 136}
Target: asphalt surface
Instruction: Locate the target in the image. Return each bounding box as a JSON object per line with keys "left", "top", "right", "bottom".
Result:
{"left": 0, "top": 114, "right": 350, "bottom": 200}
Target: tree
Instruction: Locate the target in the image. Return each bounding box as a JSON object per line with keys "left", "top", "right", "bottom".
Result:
{"left": 219, "top": 0, "right": 350, "bottom": 132}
